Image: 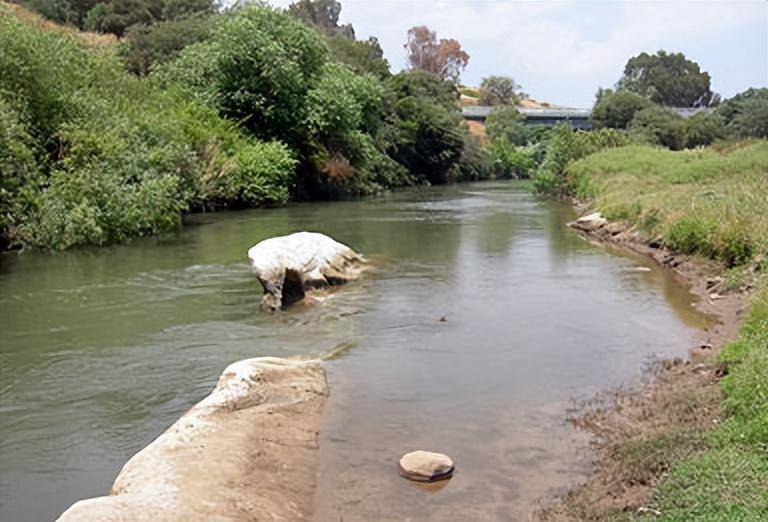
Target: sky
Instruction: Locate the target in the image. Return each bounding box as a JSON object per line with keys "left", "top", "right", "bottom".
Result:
{"left": 266, "top": 0, "right": 768, "bottom": 108}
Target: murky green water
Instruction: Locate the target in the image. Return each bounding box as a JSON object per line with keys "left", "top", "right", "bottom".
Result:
{"left": 0, "top": 182, "right": 709, "bottom": 521}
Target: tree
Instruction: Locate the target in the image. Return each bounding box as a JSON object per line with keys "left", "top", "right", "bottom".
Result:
{"left": 715, "top": 88, "right": 768, "bottom": 124}
{"left": 479, "top": 76, "right": 524, "bottom": 106}
{"left": 617, "top": 50, "right": 719, "bottom": 107}
{"left": 590, "top": 89, "right": 653, "bottom": 129}
{"left": 288, "top": 0, "right": 354, "bottom": 38}
{"left": 629, "top": 106, "right": 686, "bottom": 150}
{"left": 484, "top": 106, "right": 528, "bottom": 145}
{"left": 385, "top": 71, "right": 465, "bottom": 183}
{"left": 404, "top": 26, "right": 469, "bottom": 83}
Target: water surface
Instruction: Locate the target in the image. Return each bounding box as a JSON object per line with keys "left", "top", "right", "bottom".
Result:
{"left": 0, "top": 182, "right": 709, "bottom": 521}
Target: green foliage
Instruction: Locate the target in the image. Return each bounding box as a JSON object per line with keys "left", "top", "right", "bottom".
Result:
{"left": 715, "top": 88, "right": 768, "bottom": 124}
{"left": 119, "top": 15, "right": 213, "bottom": 75}
{"left": 484, "top": 106, "right": 527, "bottom": 145}
{"left": 487, "top": 140, "right": 536, "bottom": 179}
{"left": 531, "top": 125, "right": 631, "bottom": 193}
{"left": 730, "top": 98, "right": 768, "bottom": 139}
{"left": 325, "top": 34, "right": 390, "bottom": 79}
{"left": 590, "top": 89, "right": 653, "bottom": 129}
{"left": 684, "top": 111, "right": 726, "bottom": 148}
{"left": 565, "top": 143, "right": 768, "bottom": 266}
{"left": 0, "top": 10, "right": 295, "bottom": 249}
{"left": 629, "top": 106, "right": 686, "bottom": 150}
{"left": 384, "top": 71, "right": 465, "bottom": 185}
{"left": 478, "top": 75, "right": 523, "bottom": 106}
{"left": 617, "top": 50, "right": 719, "bottom": 107}
{"left": 642, "top": 284, "right": 768, "bottom": 521}
{"left": 169, "top": 6, "right": 329, "bottom": 143}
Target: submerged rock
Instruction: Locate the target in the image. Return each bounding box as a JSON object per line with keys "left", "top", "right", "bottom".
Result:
{"left": 57, "top": 357, "right": 328, "bottom": 522}
{"left": 398, "top": 450, "right": 455, "bottom": 482}
{"left": 248, "top": 231, "right": 364, "bottom": 311}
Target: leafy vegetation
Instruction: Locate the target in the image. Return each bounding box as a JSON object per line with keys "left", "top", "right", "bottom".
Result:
{"left": 617, "top": 50, "right": 719, "bottom": 107}
{"left": 0, "top": 8, "right": 293, "bottom": 249}
{"left": 2, "top": 2, "right": 484, "bottom": 249}
{"left": 590, "top": 89, "right": 653, "bottom": 129}
{"left": 478, "top": 75, "right": 525, "bottom": 106}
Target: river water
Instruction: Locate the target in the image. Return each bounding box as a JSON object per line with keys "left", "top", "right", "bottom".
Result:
{"left": 0, "top": 181, "right": 709, "bottom": 521}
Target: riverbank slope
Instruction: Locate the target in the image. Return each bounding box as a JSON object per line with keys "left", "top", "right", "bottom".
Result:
{"left": 540, "top": 141, "right": 768, "bottom": 520}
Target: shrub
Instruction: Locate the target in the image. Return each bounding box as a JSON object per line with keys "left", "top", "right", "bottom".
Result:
{"left": 730, "top": 98, "right": 768, "bottom": 139}
{"left": 629, "top": 106, "right": 686, "bottom": 150}
{"left": 0, "top": 10, "right": 295, "bottom": 249}
{"left": 684, "top": 111, "right": 726, "bottom": 148}
{"left": 484, "top": 106, "right": 528, "bottom": 145}
{"left": 487, "top": 140, "right": 536, "bottom": 179}
{"left": 590, "top": 89, "right": 653, "bottom": 129}
{"left": 119, "top": 15, "right": 214, "bottom": 75}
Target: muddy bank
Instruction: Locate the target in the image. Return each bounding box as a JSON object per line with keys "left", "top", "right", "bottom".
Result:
{"left": 538, "top": 206, "right": 747, "bottom": 520}
{"left": 57, "top": 357, "right": 328, "bottom": 522}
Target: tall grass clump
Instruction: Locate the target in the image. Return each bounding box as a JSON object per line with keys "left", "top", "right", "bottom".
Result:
{"left": 0, "top": 8, "right": 295, "bottom": 250}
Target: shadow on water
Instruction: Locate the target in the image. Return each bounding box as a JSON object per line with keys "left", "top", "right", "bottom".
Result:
{"left": 0, "top": 181, "right": 711, "bottom": 521}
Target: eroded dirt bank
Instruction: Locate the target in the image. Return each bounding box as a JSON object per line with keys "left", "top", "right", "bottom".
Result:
{"left": 57, "top": 357, "right": 328, "bottom": 522}
{"left": 538, "top": 206, "right": 748, "bottom": 520}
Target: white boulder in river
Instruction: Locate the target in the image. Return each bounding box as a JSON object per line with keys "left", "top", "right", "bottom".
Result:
{"left": 247, "top": 231, "right": 364, "bottom": 311}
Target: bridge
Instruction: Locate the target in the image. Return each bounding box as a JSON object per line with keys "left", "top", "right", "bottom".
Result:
{"left": 462, "top": 105, "right": 710, "bottom": 130}
{"left": 462, "top": 106, "right": 592, "bottom": 129}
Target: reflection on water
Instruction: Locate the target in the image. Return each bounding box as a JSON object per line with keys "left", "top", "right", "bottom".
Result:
{"left": 0, "top": 182, "right": 710, "bottom": 521}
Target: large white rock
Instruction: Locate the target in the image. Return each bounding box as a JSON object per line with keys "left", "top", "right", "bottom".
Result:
{"left": 398, "top": 450, "right": 455, "bottom": 482}
{"left": 57, "top": 357, "right": 328, "bottom": 522}
{"left": 247, "top": 231, "right": 364, "bottom": 311}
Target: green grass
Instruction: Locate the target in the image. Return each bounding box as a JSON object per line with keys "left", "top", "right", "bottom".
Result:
{"left": 566, "top": 142, "right": 768, "bottom": 267}
{"left": 565, "top": 142, "right": 768, "bottom": 520}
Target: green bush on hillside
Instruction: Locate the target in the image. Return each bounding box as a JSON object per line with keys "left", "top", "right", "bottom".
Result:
{"left": 0, "top": 10, "right": 295, "bottom": 249}
{"left": 629, "top": 106, "right": 686, "bottom": 150}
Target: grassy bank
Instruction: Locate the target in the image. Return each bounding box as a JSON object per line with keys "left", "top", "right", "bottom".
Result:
{"left": 556, "top": 142, "right": 768, "bottom": 520}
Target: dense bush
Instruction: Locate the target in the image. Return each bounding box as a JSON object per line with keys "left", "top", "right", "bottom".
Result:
{"left": 119, "top": 15, "right": 213, "bottom": 75}
{"left": 0, "top": 11, "right": 295, "bottom": 249}
{"left": 590, "top": 89, "right": 653, "bottom": 129}
{"left": 629, "top": 106, "right": 686, "bottom": 150}
{"left": 683, "top": 111, "right": 726, "bottom": 148}
{"left": 532, "top": 125, "right": 631, "bottom": 193}
{"left": 487, "top": 140, "right": 536, "bottom": 179}
{"left": 384, "top": 72, "right": 465, "bottom": 185}
{"left": 729, "top": 98, "right": 768, "bottom": 139}
{"left": 484, "top": 106, "right": 528, "bottom": 145}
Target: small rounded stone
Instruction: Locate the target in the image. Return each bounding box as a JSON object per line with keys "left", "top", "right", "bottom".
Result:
{"left": 398, "top": 450, "right": 454, "bottom": 482}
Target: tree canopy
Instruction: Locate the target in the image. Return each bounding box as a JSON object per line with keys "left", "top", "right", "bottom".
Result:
{"left": 404, "top": 25, "right": 469, "bottom": 83}
{"left": 479, "top": 76, "right": 524, "bottom": 106}
{"left": 590, "top": 89, "right": 653, "bottom": 129}
{"left": 617, "top": 50, "right": 719, "bottom": 107}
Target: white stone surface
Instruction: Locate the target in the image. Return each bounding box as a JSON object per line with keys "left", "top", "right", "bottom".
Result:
{"left": 247, "top": 231, "right": 363, "bottom": 311}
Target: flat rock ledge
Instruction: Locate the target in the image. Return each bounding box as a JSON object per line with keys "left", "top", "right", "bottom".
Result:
{"left": 57, "top": 357, "right": 328, "bottom": 522}
{"left": 248, "top": 231, "right": 364, "bottom": 311}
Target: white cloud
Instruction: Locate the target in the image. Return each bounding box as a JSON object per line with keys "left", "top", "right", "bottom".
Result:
{"left": 264, "top": 0, "right": 767, "bottom": 106}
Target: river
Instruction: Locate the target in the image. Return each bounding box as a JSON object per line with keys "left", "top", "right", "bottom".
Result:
{"left": 0, "top": 181, "right": 710, "bottom": 521}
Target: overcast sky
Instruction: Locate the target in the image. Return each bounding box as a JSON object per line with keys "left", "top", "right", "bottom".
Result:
{"left": 266, "top": 0, "right": 768, "bottom": 107}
